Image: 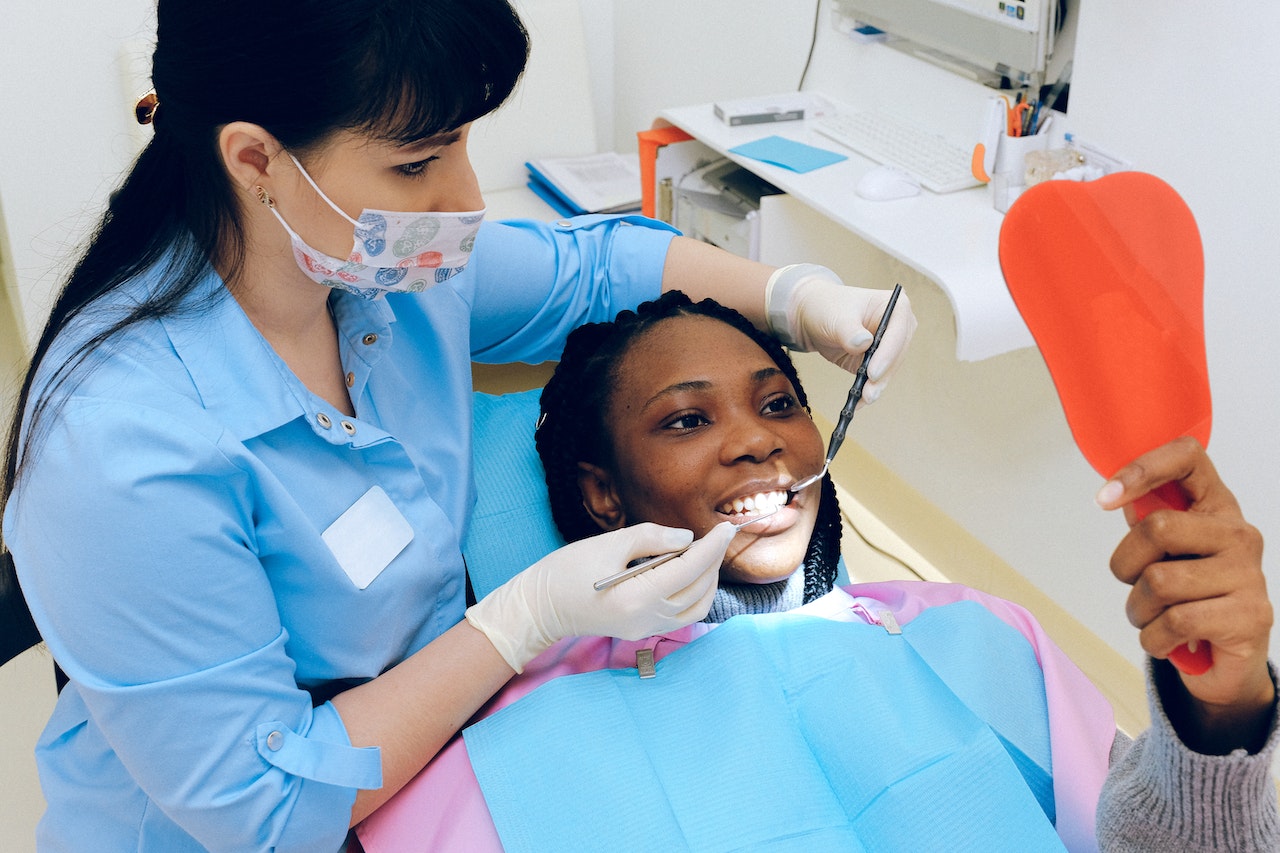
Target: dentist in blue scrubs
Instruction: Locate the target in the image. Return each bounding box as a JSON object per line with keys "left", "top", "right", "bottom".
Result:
{"left": 0, "top": 1, "right": 915, "bottom": 850}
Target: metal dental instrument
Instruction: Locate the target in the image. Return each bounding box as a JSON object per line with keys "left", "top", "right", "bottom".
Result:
{"left": 593, "top": 508, "right": 780, "bottom": 591}
{"left": 789, "top": 283, "right": 904, "bottom": 494}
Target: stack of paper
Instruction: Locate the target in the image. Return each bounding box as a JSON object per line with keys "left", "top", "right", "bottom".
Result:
{"left": 525, "top": 152, "right": 643, "bottom": 217}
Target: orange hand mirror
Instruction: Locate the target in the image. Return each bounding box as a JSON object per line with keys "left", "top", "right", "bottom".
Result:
{"left": 998, "top": 172, "right": 1213, "bottom": 675}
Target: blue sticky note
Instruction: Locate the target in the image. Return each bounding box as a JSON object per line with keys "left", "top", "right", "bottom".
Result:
{"left": 729, "top": 135, "right": 847, "bottom": 173}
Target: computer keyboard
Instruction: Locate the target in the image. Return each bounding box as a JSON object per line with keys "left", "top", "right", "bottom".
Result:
{"left": 811, "top": 108, "right": 981, "bottom": 194}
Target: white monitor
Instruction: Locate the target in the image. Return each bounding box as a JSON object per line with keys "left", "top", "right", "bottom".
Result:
{"left": 833, "top": 0, "right": 1062, "bottom": 88}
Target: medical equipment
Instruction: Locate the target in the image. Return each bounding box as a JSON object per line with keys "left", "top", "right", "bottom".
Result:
{"left": 832, "top": 0, "right": 1062, "bottom": 90}
{"left": 593, "top": 509, "right": 779, "bottom": 592}
{"left": 789, "top": 283, "right": 903, "bottom": 494}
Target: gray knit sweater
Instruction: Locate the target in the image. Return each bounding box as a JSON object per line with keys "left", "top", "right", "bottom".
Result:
{"left": 1097, "top": 660, "right": 1280, "bottom": 850}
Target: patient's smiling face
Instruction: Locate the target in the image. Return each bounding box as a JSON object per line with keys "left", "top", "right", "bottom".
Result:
{"left": 580, "top": 314, "right": 826, "bottom": 584}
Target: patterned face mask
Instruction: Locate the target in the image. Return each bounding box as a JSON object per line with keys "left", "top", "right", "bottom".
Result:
{"left": 263, "top": 153, "right": 485, "bottom": 299}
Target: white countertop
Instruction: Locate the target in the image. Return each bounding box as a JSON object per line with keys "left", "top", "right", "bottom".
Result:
{"left": 660, "top": 95, "right": 1036, "bottom": 362}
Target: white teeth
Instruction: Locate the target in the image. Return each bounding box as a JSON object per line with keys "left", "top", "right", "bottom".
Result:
{"left": 720, "top": 490, "right": 786, "bottom": 515}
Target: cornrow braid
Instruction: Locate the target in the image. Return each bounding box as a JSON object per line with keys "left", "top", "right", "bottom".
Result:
{"left": 535, "top": 291, "right": 842, "bottom": 602}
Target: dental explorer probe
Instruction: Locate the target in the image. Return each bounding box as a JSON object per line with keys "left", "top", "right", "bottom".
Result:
{"left": 593, "top": 508, "right": 779, "bottom": 591}
{"left": 789, "top": 283, "right": 904, "bottom": 494}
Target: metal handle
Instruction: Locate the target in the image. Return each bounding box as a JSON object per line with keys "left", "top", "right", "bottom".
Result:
{"left": 593, "top": 509, "right": 779, "bottom": 591}
{"left": 825, "top": 283, "right": 902, "bottom": 465}
{"left": 790, "top": 284, "right": 904, "bottom": 494}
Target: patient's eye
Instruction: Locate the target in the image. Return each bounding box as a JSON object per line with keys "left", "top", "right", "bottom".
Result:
{"left": 662, "top": 412, "right": 709, "bottom": 432}
{"left": 762, "top": 393, "right": 799, "bottom": 416}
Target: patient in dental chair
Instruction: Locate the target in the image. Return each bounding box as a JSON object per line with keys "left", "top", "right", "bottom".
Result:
{"left": 357, "top": 292, "right": 1276, "bottom": 852}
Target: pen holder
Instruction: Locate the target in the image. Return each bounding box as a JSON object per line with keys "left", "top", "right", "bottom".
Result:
{"left": 992, "top": 131, "right": 1049, "bottom": 213}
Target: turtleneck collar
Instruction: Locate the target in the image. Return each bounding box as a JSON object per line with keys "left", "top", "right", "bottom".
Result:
{"left": 703, "top": 566, "right": 806, "bottom": 624}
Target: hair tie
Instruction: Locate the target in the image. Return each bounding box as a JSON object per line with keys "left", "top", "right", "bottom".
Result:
{"left": 134, "top": 90, "right": 159, "bottom": 126}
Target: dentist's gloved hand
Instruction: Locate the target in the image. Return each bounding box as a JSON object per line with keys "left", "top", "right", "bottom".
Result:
{"left": 765, "top": 264, "right": 917, "bottom": 404}
{"left": 465, "top": 522, "right": 735, "bottom": 673}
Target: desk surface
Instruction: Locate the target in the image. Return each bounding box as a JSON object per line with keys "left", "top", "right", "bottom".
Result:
{"left": 660, "top": 94, "right": 1035, "bottom": 362}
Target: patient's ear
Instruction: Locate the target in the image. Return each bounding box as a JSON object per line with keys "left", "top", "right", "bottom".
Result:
{"left": 577, "top": 462, "right": 625, "bottom": 531}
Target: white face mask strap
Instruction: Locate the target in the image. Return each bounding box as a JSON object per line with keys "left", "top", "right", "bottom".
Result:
{"left": 287, "top": 152, "right": 361, "bottom": 228}
{"left": 264, "top": 203, "right": 305, "bottom": 244}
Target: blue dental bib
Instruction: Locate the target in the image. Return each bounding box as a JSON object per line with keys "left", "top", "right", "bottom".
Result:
{"left": 465, "top": 601, "right": 1061, "bottom": 852}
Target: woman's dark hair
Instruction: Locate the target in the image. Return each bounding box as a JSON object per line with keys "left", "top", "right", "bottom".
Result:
{"left": 535, "top": 291, "right": 842, "bottom": 603}
{"left": 1, "top": 0, "right": 530, "bottom": 641}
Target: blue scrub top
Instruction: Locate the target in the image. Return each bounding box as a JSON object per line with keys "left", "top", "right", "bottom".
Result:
{"left": 4, "top": 215, "right": 677, "bottom": 852}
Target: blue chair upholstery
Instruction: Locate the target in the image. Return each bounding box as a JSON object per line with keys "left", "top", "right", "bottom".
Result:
{"left": 465, "top": 390, "right": 567, "bottom": 600}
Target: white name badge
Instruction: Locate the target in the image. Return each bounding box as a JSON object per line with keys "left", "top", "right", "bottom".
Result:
{"left": 322, "top": 486, "right": 414, "bottom": 589}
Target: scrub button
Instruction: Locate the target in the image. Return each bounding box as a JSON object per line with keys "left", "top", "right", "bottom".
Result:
{"left": 556, "top": 220, "right": 572, "bottom": 228}
{"left": 340, "top": 420, "right": 356, "bottom": 435}
{"left": 362, "top": 333, "right": 378, "bottom": 346}
{"left": 266, "top": 731, "right": 284, "bottom": 751}
{"left": 316, "top": 413, "right": 333, "bottom": 429}
{"left": 345, "top": 372, "right": 355, "bottom": 388}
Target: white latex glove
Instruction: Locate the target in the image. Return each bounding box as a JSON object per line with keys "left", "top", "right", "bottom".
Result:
{"left": 465, "top": 522, "right": 735, "bottom": 673}
{"left": 765, "top": 264, "right": 917, "bottom": 404}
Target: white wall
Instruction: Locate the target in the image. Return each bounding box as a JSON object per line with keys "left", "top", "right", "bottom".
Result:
{"left": 609, "top": 0, "right": 816, "bottom": 153}
{"left": 1067, "top": 5, "right": 1280, "bottom": 551}
{"left": 0, "top": 2, "right": 156, "bottom": 343}
{"left": 1067, "top": 5, "right": 1280, "bottom": 660}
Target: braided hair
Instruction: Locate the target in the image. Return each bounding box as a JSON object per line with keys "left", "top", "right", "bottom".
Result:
{"left": 535, "top": 291, "right": 842, "bottom": 603}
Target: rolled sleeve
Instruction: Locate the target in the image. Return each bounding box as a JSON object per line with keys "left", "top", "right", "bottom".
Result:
{"left": 466, "top": 214, "right": 679, "bottom": 363}
{"left": 67, "top": 633, "right": 379, "bottom": 852}
{"left": 256, "top": 704, "right": 381, "bottom": 790}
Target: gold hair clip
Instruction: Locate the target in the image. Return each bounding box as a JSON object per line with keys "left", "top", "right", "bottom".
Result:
{"left": 134, "top": 90, "right": 159, "bottom": 126}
